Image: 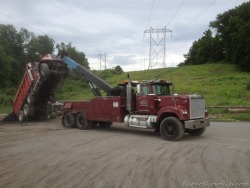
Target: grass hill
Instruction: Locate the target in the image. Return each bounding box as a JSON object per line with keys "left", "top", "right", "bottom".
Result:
{"left": 58, "top": 63, "right": 250, "bottom": 106}
{"left": 1, "top": 63, "right": 250, "bottom": 120}
{"left": 57, "top": 63, "right": 250, "bottom": 121}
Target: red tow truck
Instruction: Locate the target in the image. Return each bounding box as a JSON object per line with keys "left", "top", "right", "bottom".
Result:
{"left": 61, "top": 53, "right": 210, "bottom": 141}
{"left": 13, "top": 54, "right": 69, "bottom": 121}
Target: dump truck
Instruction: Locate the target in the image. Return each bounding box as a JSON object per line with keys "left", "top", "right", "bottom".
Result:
{"left": 60, "top": 53, "right": 210, "bottom": 141}
{"left": 13, "top": 54, "right": 69, "bottom": 122}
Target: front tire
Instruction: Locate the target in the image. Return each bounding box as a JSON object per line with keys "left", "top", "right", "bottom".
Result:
{"left": 160, "top": 117, "right": 184, "bottom": 141}
{"left": 62, "top": 112, "right": 75, "bottom": 128}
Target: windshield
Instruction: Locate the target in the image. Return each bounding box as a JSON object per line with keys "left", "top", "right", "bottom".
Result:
{"left": 152, "top": 84, "right": 171, "bottom": 95}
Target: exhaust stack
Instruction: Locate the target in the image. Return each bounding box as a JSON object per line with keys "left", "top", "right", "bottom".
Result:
{"left": 126, "top": 74, "right": 132, "bottom": 113}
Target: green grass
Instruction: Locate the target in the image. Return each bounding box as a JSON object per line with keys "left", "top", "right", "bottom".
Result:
{"left": 208, "top": 108, "right": 228, "bottom": 115}
{"left": 0, "top": 105, "right": 12, "bottom": 114}
{"left": 212, "top": 113, "right": 250, "bottom": 121}
{"left": 125, "top": 63, "right": 250, "bottom": 106}
{"left": 57, "top": 75, "right": 93, "bottom": 101}
{"left": 58, "top": 63, "right": 250, "bottom": 106}
{"left": 1, "top": 63, "right": 250, "bottom": 121}
{"left": 230, "top": 113, "right": 250, "bottom": 121}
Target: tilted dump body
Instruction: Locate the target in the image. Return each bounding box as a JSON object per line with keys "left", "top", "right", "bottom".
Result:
{"left": 13, "top": 55, "right": 69, "bottom": 121}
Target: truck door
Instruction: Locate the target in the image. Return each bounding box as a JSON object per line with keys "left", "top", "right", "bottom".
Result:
{"left": 136, "top": 84, "right": 150, "bottom": 114}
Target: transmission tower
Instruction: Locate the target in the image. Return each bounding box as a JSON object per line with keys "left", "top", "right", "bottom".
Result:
{"left": 144, "top": 27, "right": 172, "bottom": 69}
{"left": 98, "top": 52, "right": 107, "bottom": 70}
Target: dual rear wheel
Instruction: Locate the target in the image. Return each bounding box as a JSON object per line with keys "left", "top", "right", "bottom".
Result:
{"left": 18, "top": 104, "right": 35, "bottom": 122}
{"left": 62, "top": 112, "right": 75, "bottom": 128}
{"left": 62, "top": 111, "right": 112, "bottom": 130}
{"left": 75, "top": 113, "right": 90, "bottom": 130}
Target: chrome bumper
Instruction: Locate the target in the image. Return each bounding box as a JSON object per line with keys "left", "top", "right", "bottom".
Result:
{"left": 184, "top": 117, "right": 210, "bottom": 129}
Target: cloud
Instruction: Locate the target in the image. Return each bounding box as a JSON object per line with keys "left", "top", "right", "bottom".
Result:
{"left": 0, "top": 0, "right": 248, "bottom": 71}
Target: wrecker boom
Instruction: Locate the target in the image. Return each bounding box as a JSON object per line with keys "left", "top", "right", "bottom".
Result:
{"left": 62, "top": 56, "right": 113, "bottom": 96}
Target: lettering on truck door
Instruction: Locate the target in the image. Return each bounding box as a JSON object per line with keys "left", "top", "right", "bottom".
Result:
{"left": 136, "top": 84, "right": 150, "bottom": 114}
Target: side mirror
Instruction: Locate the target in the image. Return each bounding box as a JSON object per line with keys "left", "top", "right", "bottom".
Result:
{"left": 137, "top": 84, "right": 141, "bottom": 94}
{"left": 171, "top": 85, "right": 175, "bottom": 95}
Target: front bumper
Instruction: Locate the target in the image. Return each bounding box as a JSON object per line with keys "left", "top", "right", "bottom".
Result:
{"left": 184, "top": 117, "right": 210, "bottom": 129}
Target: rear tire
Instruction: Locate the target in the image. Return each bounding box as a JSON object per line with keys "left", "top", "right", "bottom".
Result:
{"left": 187, "top": 127, "right": 206, "bottom": 136}
{"left": 49, "top": 95, "right": 56, "bottom": 104}
{"left": 62, "top": 112, "right": 75, "bottom": 128}
{"left": 18, "top": 110, "right": 25, "bottom": 122}
{"left": 39, "top": 63, "right": 50, "bottom": 79}
{"left": 160, "top": 117, "right": 184, "bottom": 141}
{"left": 27, "top": 93, "right": 34, "bottom": 104}
{"left": 23, "top": 104, "right": 34, "bottom": 117}
{"left": 76, "top": 113, "right": 89, "bottom": 130}
{"left": 46, "top": 103, "right": 53, "bottom": 115}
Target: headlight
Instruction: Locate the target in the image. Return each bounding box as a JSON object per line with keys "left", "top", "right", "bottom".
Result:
{"left": 182, "top": 110, "right": 188, "bottom": 115}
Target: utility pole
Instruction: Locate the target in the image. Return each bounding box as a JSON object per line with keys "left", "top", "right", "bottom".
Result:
{"left": 144, "top": 26, "right": 172, "bottom": 69}
{"left": 104, "top": 53, "right": 107, "bottom": 70}
{"left": 98, "top": 52, "right": 107, "bottom": 70}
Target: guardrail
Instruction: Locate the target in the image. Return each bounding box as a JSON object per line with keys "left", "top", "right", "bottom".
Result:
{"left": 207, "top": 106, "right": 250, "bottom": 113}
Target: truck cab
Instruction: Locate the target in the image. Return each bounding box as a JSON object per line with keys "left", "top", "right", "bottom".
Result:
{"left": 136, "top": 80, "right": 172, "bottom": 115}
{"left": 123, "top": 79, "right": 210, "bottom": 140}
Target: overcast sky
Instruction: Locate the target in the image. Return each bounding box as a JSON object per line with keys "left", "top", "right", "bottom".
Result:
{"left": 0, "top": 0, "right": 248, "bottom": 71}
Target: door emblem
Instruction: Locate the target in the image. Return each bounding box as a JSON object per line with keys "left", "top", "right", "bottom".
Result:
{"left": 140, "top": 101, "right": 148, "bottom": 106}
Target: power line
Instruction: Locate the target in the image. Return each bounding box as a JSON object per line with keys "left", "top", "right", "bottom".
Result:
{"left": 166, "top": 0, "right": 186, "bottom": 27}
{"left": 190, "top": 0, "right": 217, "bottom": 24}
{"left": 146, "top": 0, "right": 156, "bottom": 29}
{"left": 180, "top": 0, "right": 217, "bottom": 30}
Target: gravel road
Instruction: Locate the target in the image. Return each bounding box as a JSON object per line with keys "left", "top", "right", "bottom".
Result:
{"left": 0, "top": 119, "right": 249, "bottom": 188}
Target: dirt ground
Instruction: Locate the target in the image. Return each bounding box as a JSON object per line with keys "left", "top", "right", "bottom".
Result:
{"left": 0, "top": 119, "right": 249, "bottom": 188}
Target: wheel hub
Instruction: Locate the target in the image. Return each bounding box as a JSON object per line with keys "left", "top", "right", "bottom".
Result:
{"left": 165, "top": 124, "right": 176, "bottom": 135}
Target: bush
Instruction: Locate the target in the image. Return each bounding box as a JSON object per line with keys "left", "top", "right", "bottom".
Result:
{"left": 247, "top": 83, "right": 250, "bottom": 90}
{"left": 5, "top": 87, "right": 16, "bottom": 95}
{"left": 0, "top": 93, "right": 13, "bottom": 106}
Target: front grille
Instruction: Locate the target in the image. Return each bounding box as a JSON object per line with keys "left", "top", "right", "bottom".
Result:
{"left": 190, "top": 95, "right": 205, "bottom": 119}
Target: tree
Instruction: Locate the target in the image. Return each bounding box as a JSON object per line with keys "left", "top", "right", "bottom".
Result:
{"left": 114, "top": 65, "right": 124, "bottom": 74}
{"left": 0, "top": 24, "right": 27, "bottom": 89}
{"left": 0, "top": 24, "right": 24, "bottom": 61}
{"left": 183, "top": 29, "right": 223, "bottom": 65}
{"left": 210, "top": 2, "right": 250, "bottom": 71}
{"left": 26, "top": 35, "right": 54, "bottom": 61}
{"left": 0, "top": 46, "right": 20, "bottom": 89}
{"left": 183, "top": 2, "right": 250, "bottom": 71}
